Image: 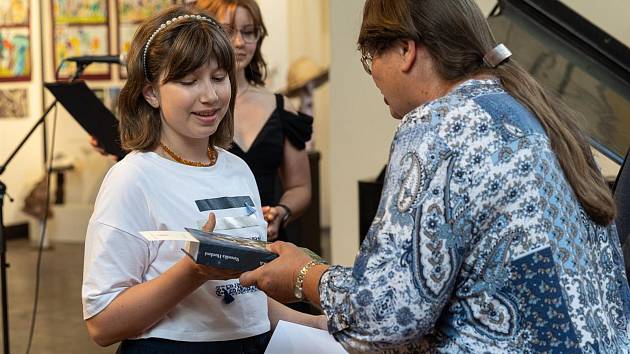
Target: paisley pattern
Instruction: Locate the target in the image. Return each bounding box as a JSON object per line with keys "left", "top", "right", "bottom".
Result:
{"left": 397, "top": 152, "right": 425, "bottom": 213}
{"left": 319, "top": 79, "right": 630, "bottom": 353}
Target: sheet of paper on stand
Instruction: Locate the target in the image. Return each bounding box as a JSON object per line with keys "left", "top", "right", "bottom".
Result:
{"left": 264, "top": 320, "right": 348, "bottom": 354}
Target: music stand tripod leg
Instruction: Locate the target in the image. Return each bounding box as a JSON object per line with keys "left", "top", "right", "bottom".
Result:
{"left": 0, "top": 181, "right": 10, "bottom": 353}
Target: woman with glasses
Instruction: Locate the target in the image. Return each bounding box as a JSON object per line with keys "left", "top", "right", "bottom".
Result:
{"left": 197, "top": 0, "right": 313, "bottom": 243}
{"left": 240, "top": 0, "right": 630, "bottom": 352}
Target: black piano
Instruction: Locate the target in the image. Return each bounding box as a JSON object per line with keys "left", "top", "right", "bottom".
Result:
{"left": 489, "top": 0, "right": 630, "bottom": 164}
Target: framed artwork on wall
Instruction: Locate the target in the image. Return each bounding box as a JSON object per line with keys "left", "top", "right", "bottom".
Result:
{"left": 0, "top": 0, "right": 29, "bottom": 26}
{"left": 118, "top": 0, "right": 173, "bottom": 23}
{"left": 53, "top": 24, "right": 110, "bottom": 78}
{"left": 51, "top": 0, "right": 110, "bottom": 80}
{"left": 117, "top": 0, "right": 174, "bottom": 78}
{"left": 0, "top": 0, "right": 31, "bottom": 81}
{"left": 0, "top": 27, "right": 31, "bottom": 81}
{"left": 0, "top": 88, "right": 29, "bottom": 118}
{"left": 53, "top": 0, "right": 107, "bottom": 24}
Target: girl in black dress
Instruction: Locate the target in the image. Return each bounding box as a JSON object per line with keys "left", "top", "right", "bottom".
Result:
{"left": 198, "top": 0, "right": 313, "bottom": 241}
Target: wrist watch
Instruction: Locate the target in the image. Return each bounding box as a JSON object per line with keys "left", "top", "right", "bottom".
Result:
{"left": 293, "top": 259, "right": 323, "bottom": 300}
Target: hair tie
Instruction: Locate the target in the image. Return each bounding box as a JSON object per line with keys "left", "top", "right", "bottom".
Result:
{"left": 483, "top": 43, "right": 512, "bottom": 68}
{"left": 143, "top": 14, "right": 220, "bottom": 80}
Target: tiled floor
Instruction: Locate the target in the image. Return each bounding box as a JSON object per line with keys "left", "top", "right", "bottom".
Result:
{"left": 0, "top": 230, "right": 331, "bottom": 353}
{"left": 0, "top": 239, "right": 115, "bottom": 353}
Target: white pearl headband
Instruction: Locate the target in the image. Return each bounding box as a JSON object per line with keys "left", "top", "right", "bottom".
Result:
{"left": 142, "top": 14, "right": 220, "bottom": 80}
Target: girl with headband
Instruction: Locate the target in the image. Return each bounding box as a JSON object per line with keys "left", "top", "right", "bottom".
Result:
{"left": 197, "top": 0, "right": 313, "bottom": 242}
{"left": 81, "top": 5, "right": 324, "bottom": 353}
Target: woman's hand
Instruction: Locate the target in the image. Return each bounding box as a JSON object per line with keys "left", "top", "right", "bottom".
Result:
{"left": 262, "top": 205, "right": 286, "bottom": 241}
{"left": 240, "top": 241, "right": 312, "bottom": 303}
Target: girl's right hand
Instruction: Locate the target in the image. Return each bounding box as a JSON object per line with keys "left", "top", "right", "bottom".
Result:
{"left": 185, "top": 212, "right": 243, "bottom": 281}
{"left": 185, "top": 256, "right": 243, "bottom": 281}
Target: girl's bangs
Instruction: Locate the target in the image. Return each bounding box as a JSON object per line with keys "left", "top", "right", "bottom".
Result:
{"left": 162, "top": 23, "right": 233, "bottom": 82}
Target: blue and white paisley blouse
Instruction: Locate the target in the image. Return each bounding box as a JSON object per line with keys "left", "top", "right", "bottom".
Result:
{"left": 319, "top": 79, "right": 630, "bottom": 353}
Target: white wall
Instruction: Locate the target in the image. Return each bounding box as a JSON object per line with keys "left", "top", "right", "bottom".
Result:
{"left": 328, "top": 0, "right": 397, "bottom": 265}
{"left": 287, "top": 0, "right": 331, "bottom": 227}
{"left": 258, "top": 0, "right": 289, "bottom": 92}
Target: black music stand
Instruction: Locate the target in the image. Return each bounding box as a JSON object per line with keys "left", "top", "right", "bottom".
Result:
{"left": 44, "top": 81, "right": 125, "bottom": 160}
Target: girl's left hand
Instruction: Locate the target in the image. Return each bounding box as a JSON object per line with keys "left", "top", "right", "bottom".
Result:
{"left": 262, "top": 206, "right": 284, "bottom": 241}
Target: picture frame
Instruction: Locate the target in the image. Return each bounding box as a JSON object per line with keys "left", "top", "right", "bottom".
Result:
{"left": 51, "top": 0, "right": 110, "bottom": 80}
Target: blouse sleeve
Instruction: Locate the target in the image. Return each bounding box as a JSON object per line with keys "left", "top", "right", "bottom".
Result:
{"left": 317, "top": 108, "right": 471, "bottom": 352}
{"left": 276, "top": 95, "right": 313, "bottom": 150}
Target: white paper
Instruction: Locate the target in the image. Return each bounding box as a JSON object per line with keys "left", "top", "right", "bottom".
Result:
{"left": 139, "top": 230, "right": 197, "bottom": 242}
{"left": 265, "top": 320, "right": 348, "bottom": 354}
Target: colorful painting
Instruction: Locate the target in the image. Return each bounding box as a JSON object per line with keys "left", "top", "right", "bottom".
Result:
{"left": 52, "top": 0, "right": 107, "bottom": 24}
{"left": 0, "top": 0, "right": 29, "bottom": 25}
{"left": 54, "top": 24, "right": 109, "bottom": 79}
{"left": 0, "top": 27, "right": 30, "bottom": 80}
{"left": 117, "top": 0, "right": 173, "bottom": 77}
{"left": 118, "top": 0, "right": 173, "bottom": 24}
{"left": 0, "top": 88, "right": 28, "bottom": 118}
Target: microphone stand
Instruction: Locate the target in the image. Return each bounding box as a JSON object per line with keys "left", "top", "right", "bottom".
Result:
{"left": 0, "top": 63, "right": 87, "bottom": 354}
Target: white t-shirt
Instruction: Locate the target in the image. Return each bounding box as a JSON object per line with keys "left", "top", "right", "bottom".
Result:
{"left": 82, "top": 149, "right": 270, "bottom": 342}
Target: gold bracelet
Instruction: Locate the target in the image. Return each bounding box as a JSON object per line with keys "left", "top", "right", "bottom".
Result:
{"left": 293, "top": 260, "right": 322, "bottom": 300}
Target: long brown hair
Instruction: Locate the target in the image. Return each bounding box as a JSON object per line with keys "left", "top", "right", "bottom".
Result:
{"left": 196, "top": 0, "right": 268, "bottom": 86}
{"left": 118, "top": 5, "right": 236, "bottom": 151}
{"left": 358, "top": 0, "right": 616, "bottom": 225}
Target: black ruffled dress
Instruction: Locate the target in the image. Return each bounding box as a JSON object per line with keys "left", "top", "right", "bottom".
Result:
{"left": 229, "top": 94, "right": 313, "bottom": 208}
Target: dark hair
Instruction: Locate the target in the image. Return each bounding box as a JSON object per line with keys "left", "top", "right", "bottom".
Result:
{"left": 196, "top": 0, "right": 268, "bottom": 86}
{"left": 118, "top": 5, "right": 236, "bottom": 151}
{"left": 358, "top": 0, "right": 616, "bottom": 225}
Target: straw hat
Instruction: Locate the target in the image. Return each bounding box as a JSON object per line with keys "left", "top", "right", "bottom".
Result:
{"left": 283, "top": 57, "right": 329, "bottom": 97}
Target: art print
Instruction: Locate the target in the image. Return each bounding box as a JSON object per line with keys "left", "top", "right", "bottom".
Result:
{"left": 118, "top": 0, "right": 173, "bottom": 24}
{"left": 52, "top": 0, "right": 107, "bottom": 24}
{"left": 0, "top": 88, "right": 28, "bottom": 118}
{"left": 0, "top": 0, "right": 29, "bottom": 26}
{"left": 54, "top": 25, "right": 110, "bottom": 79}
{"left": 0, "top": 27, "right": 31, "bottom": 80}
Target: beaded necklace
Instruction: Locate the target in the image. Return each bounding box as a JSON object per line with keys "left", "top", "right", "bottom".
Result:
{"left": 159, "top": 142, "right": 217, "bottom": 167}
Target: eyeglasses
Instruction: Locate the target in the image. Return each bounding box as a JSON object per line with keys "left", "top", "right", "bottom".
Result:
{"left": 360, "top": 51, "right": 373, "bottom": 75}
{"left": 220, "top": 24, "right": 261, "bottom": 44}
